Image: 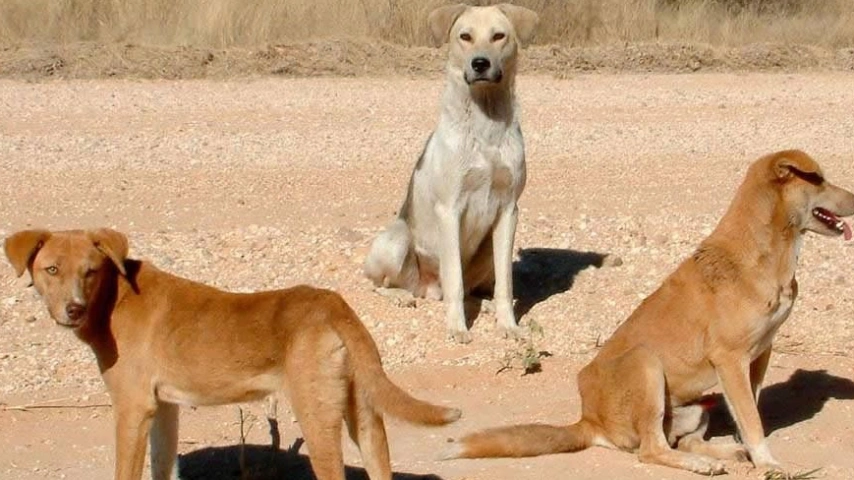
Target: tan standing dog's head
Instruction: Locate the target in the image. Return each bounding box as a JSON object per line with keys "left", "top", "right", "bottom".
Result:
{"left": 428, "top": 3, "right": 538, "bottom": 87}
{"left": 759, "top": 150, "right": 854, "bottom": 239}
{"left": 4, "top": 229, "right": 128, "bottom": 329}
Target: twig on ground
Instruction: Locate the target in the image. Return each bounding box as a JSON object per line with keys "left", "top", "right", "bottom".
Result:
{"left": 3, "top": 396, "right": 111, "bottom": 411}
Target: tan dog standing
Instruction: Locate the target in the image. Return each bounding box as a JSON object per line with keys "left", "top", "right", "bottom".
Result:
{"left": 364, "top": 4, "right": 538, "bottom": 343}
{"left": 441, "top": 150, "right": 854, "bottom": 475}
{"left": 4, "top": 228, "right": 461, "bottom": 480}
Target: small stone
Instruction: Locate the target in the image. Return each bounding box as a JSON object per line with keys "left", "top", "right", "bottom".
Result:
{"left": 602, "top": 255, "right": 623, "bottom": 267}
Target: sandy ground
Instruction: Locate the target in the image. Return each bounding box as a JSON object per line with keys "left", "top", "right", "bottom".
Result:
{"left": 2, "top": 72, "right": 854, "bottom": 479}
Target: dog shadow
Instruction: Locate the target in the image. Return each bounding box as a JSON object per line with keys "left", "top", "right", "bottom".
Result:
{"left": 511, "top": 248, "right": 611, "bottom": 318}
{"left": 706, "top": 369, "right": 854, "bottom": 438}
{"left": 178, "top": 439, "right": 446, "bottom": 480}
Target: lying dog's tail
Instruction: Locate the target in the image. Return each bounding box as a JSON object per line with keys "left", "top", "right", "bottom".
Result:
{"left": 439, "top": 421, "right": 593, "bottom": 459}
{"left": 327, "top": 293, "right": 461, "bottom": 426}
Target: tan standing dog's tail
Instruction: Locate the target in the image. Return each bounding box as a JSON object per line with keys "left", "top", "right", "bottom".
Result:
{"left": 440, "top": 421, "right": 593, "bottom": 459}
{"left": 327, "top": 295, "right": 461, "bottom": 425}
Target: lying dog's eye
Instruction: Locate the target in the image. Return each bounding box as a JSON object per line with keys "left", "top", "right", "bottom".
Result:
{"left": 492, "top": 32, "right": 506, "bottom": 42}
{"left": 45, "top": 266, "right": 58, "bottom": 275}
{"left": 459, "top": 32, "right": 472, "bottom": 42}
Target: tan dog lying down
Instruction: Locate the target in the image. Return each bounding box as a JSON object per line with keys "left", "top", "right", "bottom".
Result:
{"left": 4, "top": 228, "right": 461, "bottom": 480}
{"left": 441, "top": 150, "right": 854, "bottom": 475}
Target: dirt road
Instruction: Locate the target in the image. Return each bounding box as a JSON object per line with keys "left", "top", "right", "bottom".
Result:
{"left": 2, "top": 73, "right": 854, "bottom": 479}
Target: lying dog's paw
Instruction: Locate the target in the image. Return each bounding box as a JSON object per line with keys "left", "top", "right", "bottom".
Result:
{"left": 448, "top": 329, "right": 473, "bottom": 344}
{"left": 687, "top": 456, "right": 727, "bottom": 476}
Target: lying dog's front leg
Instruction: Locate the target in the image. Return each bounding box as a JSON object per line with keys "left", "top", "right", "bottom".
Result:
{"left": 715, "top": 359, "right": 780, "bottom": 469}
{"left": 749, "top": 347, "right": 772, "bottom": 404}
{"left": 492, "top": 202, "right": 521, "bottom": 338}
{"left": 436, "top": 203, "right": 471, "bottom": 343}
{"left": 113, "top": 399, "right": 158, "bottom": 480}
{"left": 150, "top": 402, "right": 179, "bottom": 480}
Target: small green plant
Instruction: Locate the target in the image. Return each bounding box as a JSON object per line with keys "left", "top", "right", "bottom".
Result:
{"left": 497, "top": 319, "right": 552, "bottom": 376}
{"left": 764, "top": 468, "right": 823, "bottom": 480}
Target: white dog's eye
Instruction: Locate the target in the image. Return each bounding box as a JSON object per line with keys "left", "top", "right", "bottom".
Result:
{"left": 45, "top": 266, "right": 58, "bottom": 275}
{"left": 492, "top": 32, "right": 506, "bottom": 41}
{"left": 459, "top": 32, "right": 472, "bottom": 42}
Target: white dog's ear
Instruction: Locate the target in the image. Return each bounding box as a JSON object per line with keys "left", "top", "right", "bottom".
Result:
{"left": 497, "top": 4, "right": 539, "bottom": 45}
{"left": 428, "top": 4, "right": 468, "bottom": 47}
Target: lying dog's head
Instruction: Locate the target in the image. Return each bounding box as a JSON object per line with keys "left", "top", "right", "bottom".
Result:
{"left": 758, "top": 150, "right": 854, "bottom": 239}
{"left": 4, "top": 228, "right": 128, "bottom": 329}
{"left": 428, "top": 4, "right": 538, "bottom": 86}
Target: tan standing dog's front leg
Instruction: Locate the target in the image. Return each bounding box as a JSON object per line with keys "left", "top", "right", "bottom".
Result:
{"left": 149, "top": 402, "right": 179, "bottom": 480}
{"left": 113, "top": 400, "right": 157, "bottom": 480}
{"left": 436, "top": 203, "right": 470, "bottom": 343}
{"left": 492, "top": 202, "right": 521, "bottom": 338}
{"left": 715, "top": 359, "right": 780, "bottom": 469}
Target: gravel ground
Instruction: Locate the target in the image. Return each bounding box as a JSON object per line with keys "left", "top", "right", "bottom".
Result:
{"left": 1, "top": 73, "right": 854, "bottom": 479}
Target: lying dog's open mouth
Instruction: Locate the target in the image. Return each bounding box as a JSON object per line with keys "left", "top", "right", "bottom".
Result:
{"left": 813, "top": 207, "right": 852, "bottom": 240}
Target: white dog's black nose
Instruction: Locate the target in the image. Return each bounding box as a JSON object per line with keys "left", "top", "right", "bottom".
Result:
{"left": 66, "top": 302, "right": 86, "bottom": 320}
{"left": 471, "top": 57, "right": 491, "bottom": 74}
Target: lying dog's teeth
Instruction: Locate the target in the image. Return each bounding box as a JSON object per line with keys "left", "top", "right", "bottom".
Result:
{"left": 836, "top": 220, "right": 845, "bottom": 230}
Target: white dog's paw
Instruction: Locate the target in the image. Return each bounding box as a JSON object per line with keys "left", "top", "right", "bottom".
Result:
{"left": 373, "top": 287, "right": 417, "bottom": 308}
{"left": 448, "top": 328, "right": 473, "bottom": 344}
{"left": 500, "top": 324, "right": 526, "bottom": 340}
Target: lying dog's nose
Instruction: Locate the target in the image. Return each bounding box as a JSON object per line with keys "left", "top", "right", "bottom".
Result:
{"left": 471, "top": 57, "right": 491, "bottom": 74}
{"left": 66, "top": 303, "right": 86, "bottom": 321}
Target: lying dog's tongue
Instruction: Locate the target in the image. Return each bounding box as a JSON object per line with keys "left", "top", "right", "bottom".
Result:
{"left": 845, "top": 220, "right": 853, "bottom": 241}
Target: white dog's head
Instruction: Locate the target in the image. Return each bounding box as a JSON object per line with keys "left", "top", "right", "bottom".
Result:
{"left": 428, "top": 4, "right": 538, "bottom": 86}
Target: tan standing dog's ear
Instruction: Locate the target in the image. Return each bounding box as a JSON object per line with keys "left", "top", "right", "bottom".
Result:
{"left": 428, "top": 4, "right": 468, "bottom": 47}
{"left": 497, "top": 4, "right": 540, "bottom": 45}
{"left": 89, "top": 228, "right": 128, "bottom": 277}
{"left": 773, "top": 150, "right": 821, "bottom": 181}
{"left": 4, "top": 230, "right": 52, "bottom": 277}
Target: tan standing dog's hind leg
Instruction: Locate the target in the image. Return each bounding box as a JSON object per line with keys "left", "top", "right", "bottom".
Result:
{"left": 149, "top": 402, "right": 179, "bottom": 480}
{"left": 345, "top": 384, "right": 392, "bottom": 480}
{"left": 112, "top": 398, "right": 158, "bottom": 480}
{"left": 286, "top": 333, "right": 349, "bottom": 480}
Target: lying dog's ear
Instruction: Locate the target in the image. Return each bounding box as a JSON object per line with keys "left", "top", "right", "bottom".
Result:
{"left": 497, "top": 4, "right": 539, "bottom": 46}
{"left": 4, "top": 230, "right": 52, "bottom": 277}
{"left": 428, "top": 4, "right": 468, "bottom": 47}
{"left": 89, "top": 228, "right": 128, "bottom": 277}
{"left": 773, "top": 150, "right": 822, "bottom": 182}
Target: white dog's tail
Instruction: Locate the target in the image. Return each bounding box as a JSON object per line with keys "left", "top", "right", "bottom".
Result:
{"left": 363, "top": 218, "right": 413, "bottom": 288}
{"left": 440, "top": 421, "right": 594, "bottom": 459}
{"left": 326, "top": 292, "right": 461, "bottom": 425}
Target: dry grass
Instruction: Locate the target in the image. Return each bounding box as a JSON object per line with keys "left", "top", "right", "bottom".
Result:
{"left": 1, "top": 0, "right": 853, "bottom": 48}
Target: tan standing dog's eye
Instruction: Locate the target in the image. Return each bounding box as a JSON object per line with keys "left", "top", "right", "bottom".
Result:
{"left": 459, "top": 32, "right": 472, "bottom": 42}
{"left": 45, "top": 266, "right": 58, "bottom": 275}
{"left": 492, "top": 32, "right": 506, "bottom": 42}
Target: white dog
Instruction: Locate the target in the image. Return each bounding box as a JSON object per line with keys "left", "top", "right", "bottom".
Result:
{"left": 364, "top": 4, "right": 538, "bottom": 343}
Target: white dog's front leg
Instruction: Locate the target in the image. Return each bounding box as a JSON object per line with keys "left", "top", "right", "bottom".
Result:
{"left": 436, "top": 203, "right": 470, "bottom": 343}
{"left": 493, "top": 202, "right": 521, "bottom": 338}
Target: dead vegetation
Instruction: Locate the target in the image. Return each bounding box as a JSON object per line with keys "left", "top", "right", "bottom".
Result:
{"left": 1, "top": 0, "right": 853, "bottom": 48}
